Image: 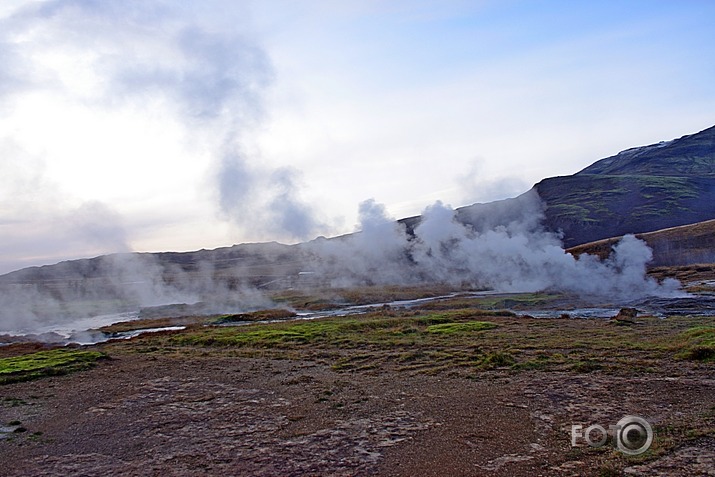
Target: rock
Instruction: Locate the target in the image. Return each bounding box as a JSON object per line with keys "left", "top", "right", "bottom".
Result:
{"left": 616, "top": 307, "right": 639, "bottom": 319}
{"left": 613, "top": 308, "right": 638, "bottom": 325}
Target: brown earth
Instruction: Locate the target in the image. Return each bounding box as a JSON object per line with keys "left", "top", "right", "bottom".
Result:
{"left": 568, "top": 219, "right": 715, "bottom": 266}
{"left": 1, "top": 314, "right": 714, "bottom": 477}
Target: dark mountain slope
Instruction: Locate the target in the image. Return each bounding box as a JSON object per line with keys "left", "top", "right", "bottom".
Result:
{"left": 527, "top": 125, "right": 715, "bottom": 247}
{"left": 536, "top": 174, "right": 715, "bottom": 247}
{"left": 577, "top": 125, "right": 715, "bottom": 177}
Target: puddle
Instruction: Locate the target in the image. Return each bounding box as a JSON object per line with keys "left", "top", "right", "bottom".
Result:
{"left": 0, "top": 311, "right": 139, "bottom": 341}
{"left": 293, "top": 292, "right": 467, "bottom": 321}
{"left": 519, "top": 308, "right": 623, "bottom": 319}
{"left": 106, "top": 326, "right": 187, "bottom": 341}
{"left": 0, "top": 425, "right": 24, "bottom": 440}
{"left": 1, "top": 325, "right": 187, "bottom": 347}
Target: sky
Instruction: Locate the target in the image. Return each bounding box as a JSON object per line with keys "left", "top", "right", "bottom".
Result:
{"left": 1, "top": 0, "right": 714, "bottom": 275}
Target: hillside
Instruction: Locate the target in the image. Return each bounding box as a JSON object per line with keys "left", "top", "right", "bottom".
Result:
{"left": 566, "top": 219, "right": 715, "bottom": 266}
{"left": 0, "top": 241, "right": 300, "bottom": 287}
{"left": 535, "top": 174, "right": 715, "bottom": 247}
{"left": 535, "top": 125, "right": 715, "bottom": 246}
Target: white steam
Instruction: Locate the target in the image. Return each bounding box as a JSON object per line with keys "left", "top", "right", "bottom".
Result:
{"left": 0, "top": 190, "right": 682, "bottom": 337}
{"left": 305, "top": 193, "right": 681, "bottom": 300}
{"left": 0, "top": 0, "right": 329, "bottom": 277}
{"left": 0, "top": 252, "right": 272, "bottom": 336}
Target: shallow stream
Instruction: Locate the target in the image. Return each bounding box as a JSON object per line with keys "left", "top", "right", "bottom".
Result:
{"left": 3, "top": 292, "right": 715, "bottom": 347}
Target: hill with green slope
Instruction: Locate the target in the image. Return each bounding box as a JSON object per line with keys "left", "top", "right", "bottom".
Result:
{"left": 525, "top": 125, "right": 715, "bottom": 247}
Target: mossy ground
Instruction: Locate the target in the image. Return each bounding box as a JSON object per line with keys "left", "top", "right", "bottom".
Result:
{"left": 109, "top": 295, "right": 715, "bottom": 378}
{"left": 8, "top": 288, "right": 714, "bottom": 380}
{"left": 0, "top": 349, "right": 106, "bottom": 384}
{"left": 97, "top": 308, "right": 297, "bottom": 333}
{"left": 675, "top": 325, "right": 715, "bottom": 361}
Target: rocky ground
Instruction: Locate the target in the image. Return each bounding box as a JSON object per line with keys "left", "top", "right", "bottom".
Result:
{"left": 1, "top": 352, "right": 714, "bottom": 476}
{"left": 1, "top": 286, "right": 714, "bottom": 476}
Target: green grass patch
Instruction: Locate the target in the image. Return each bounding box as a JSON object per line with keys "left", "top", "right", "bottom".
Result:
{"left": 0, "top": 349, "right": 107, "bottom": 384}
{"left": 570, "top": 359, "right": 603, "bottom": 373}
{"left": 173, "top": 317, "right": 415, "bottom": 348}
{"left": 512, "top": 353, "right": 566, "bottom": 371}
{"left": 548, "top": 204, "right": 595, "bottom": 222}
{"left": 675, "top": 326, "right": 715, "bottom": 361}
{"left": 461, "top": 293, "right": 559, "bottom": 311}
{"left": 210, "top": 309, "right": 297, "bottom": 325}
{"left": 172, "top": 311, "right": 502, "bottom": 350}
{"left": 426, "top": 321, "right": 498, "bottom": 334}
{"left": 140, "top": 306, "right": 714, "bottom": 376}
{"left": 478, "top": 351, "right": 515, "bottom": 369}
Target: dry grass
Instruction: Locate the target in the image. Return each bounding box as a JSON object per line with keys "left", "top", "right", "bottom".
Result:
{"left": 113, "top": 298, "right": 715, "bottom": 378}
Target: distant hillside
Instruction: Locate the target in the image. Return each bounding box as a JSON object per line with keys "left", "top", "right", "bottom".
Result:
{"left": 567, "top": 219, "right": 715, "bottom": 266}
{"left": 536, "top": 125, "right": 715, "bottom": 246}
{"left": 0, "top": 242, "right": 302, "bottom": 301}
{"left": 453, "top": 125, "right": 715, "bottom": 247}
{"left": 536, "top": 174, "right": 715, "bottom": 247}
{"left": 578, "top": 127, "right": 715, "bottom": 176}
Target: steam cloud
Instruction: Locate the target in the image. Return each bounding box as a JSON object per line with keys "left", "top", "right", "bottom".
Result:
{"left": 305, "top": 191, "right": 682, "bottom": 300}
{"left": 0, "top": 2, "right": 684, "bottom": 339}
{"left": 0, "top": 252, "right": 273, "bottom": 336}
{"left": 0, "top": 0, "right": 327, "bottom": 278}
{"left": 0, "top": 190, "right": 682, "bottom": 338}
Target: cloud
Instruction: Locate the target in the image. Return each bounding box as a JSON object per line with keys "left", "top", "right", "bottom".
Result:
{"left": 0, "top": 137, "right": 128, "bottom": 274}
{"left": 215, "top": 146, "right": 327, "bottom": 241}
{"left": 0, "top": 0, "right": 328, "bottom": 275}
{"left": 458, "top": 157, "right": 530, "bottom": 204}
{"left": 266, "top": 167, "right": 323, "bottom": 239}
{"left": 108, "top": 23, "right": 273, "bottom": 122}
{"left": 0, "top": 200, "right": 131, "bottom": 275}
{"left": 66, "top": 201, "right": 130, "bottom": 253}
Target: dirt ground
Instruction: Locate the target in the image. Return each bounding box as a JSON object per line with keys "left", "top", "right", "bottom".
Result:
{"left": 2, "top": 276, "right": 715, "bottom": 476}
{"left": 1, "top": 346, "right": 714, "bottom": 476}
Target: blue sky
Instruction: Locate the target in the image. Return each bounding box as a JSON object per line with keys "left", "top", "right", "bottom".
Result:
{"left": 1, "top": 0, "right": 714, "bottom": 274}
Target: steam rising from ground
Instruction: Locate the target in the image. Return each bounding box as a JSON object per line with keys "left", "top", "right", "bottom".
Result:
{"left": 0, "top": 253, "right": 272, "bottom": 336}
{"left": 0, "top": 0, "right": 327, "bottom": 277}
{"left": 306, "top": 192, "right": 681, "bottom": 300}
{"left": 0, "top": 1, "right": 687, "bottom": 339}
{"left": 0, "top": 191, "right": 681, "bottom": 337}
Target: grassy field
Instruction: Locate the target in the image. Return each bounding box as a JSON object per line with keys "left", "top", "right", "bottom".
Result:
{"left": 101, "top": 297, "right": 715, "bottom": 378}
{"left": 4, "top": 288, "right": 713, "bottom": 381}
